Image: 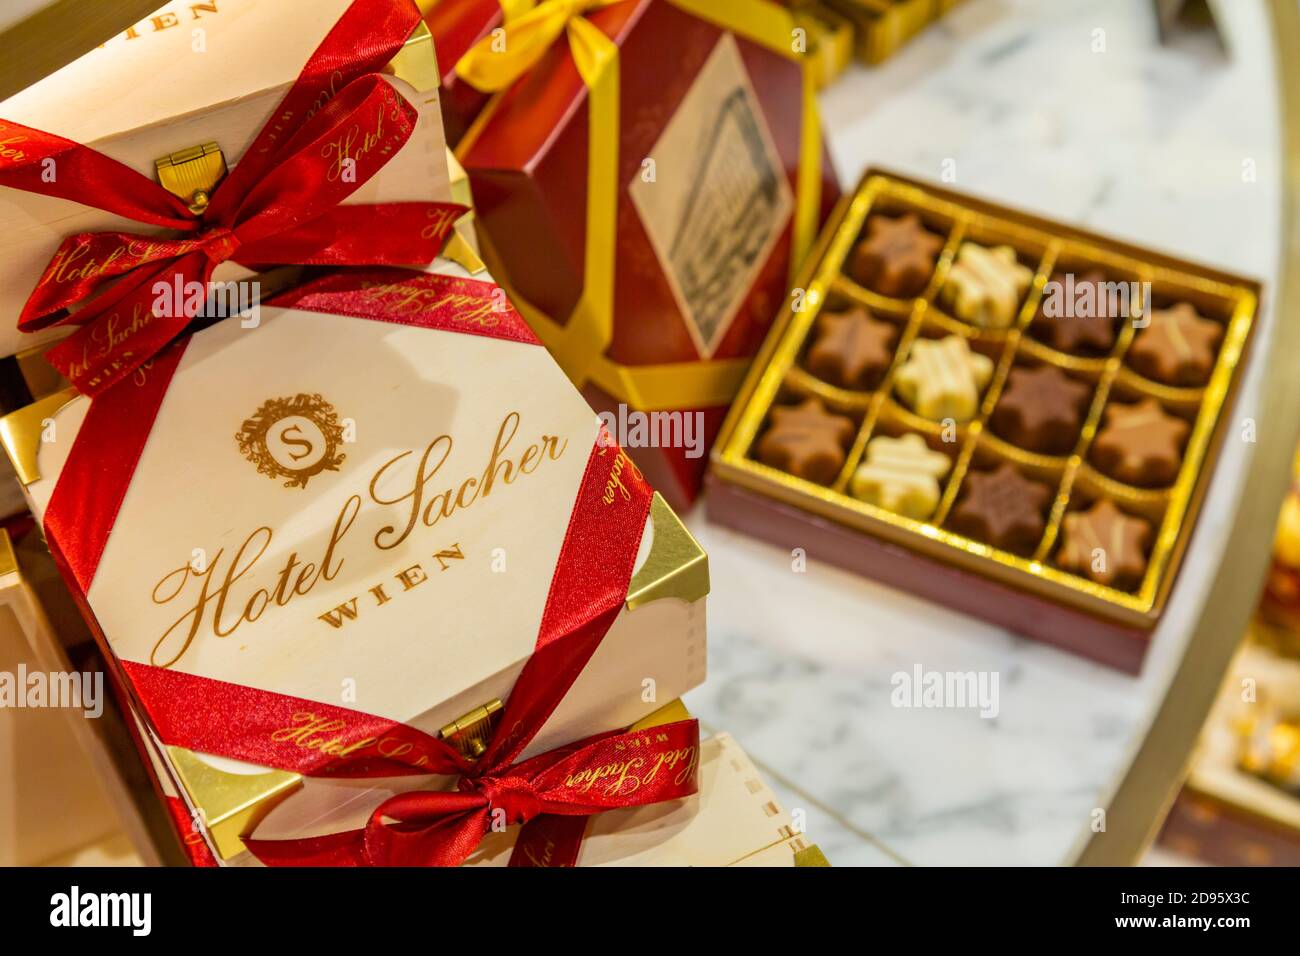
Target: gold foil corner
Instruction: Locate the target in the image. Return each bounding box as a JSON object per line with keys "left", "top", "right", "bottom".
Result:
{"left": 387, "top": 20, "right": 440, "bottom": 94}
{"left": 630, "top": 698, "right": 691, "bottom": 730}
{"left": 626, "top": 492, "right": 710, "bottom": 609}
{"left": 0, "top": 387, "right": 79, "bottom": 486}
{"left": 166, "top": 746, "right": 302, "bottom": 861}
{"left": 0, "top": 529, "right": 17, "bottom": 579}
{"left": 793, "top": 844, "right": 831, "bottom": 867}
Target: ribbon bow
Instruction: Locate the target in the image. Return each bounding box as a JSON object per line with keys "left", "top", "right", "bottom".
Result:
{"left": 455, "top": 0, "right": 624, "bottom": 93}
{"left": 0, "top": 0, "right": 466, "bottom": 397}
{"left": 244, "top": 715, "right": 700, "bottom": 867}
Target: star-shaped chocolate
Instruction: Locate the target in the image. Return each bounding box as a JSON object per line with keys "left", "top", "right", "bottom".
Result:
{"left": 847, "top": 213, "right": 945, "bottom": 298}
{"left": 1033, "top": 269, "right": 1122, "bottom": 354}
{"left": 806, "top": 307, "right": 898, "bottom": 390}
{"left": 1091, "top": 398, "right": 1189, "bottom": 487}
{"left": 756, "top": 397, "right": 856, "bottom": 485}
{"left": 1128, "top": 302, "right": 1223, "bottom": 386}
{"left": 990, "top": 365, "right": 1094, "bottom": 455}
{"left": 948, "top": 463, "right": 1053, "bottom": 555}
{"left": 939, "top": 242, "right": 1034, "bottom": 329}
{"left": 894, "top": 334, "right": 994, "bottom": 423}
{"left": 1056, "top": 498, "right": 1152, "bottom": 591}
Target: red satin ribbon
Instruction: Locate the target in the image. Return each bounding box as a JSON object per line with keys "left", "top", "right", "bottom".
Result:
{"left": 247, "top": 718, "right": 700, "bottom": 867}
{"left": 43, "top": 266, "right": 690, "bottom": 865}
{"left": 0, "top": 0, "right": 465, "bottom": 396}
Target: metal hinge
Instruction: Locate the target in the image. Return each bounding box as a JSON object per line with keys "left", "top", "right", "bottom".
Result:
{"left": 439, "top": 699, "right": 503, "bottom": 760}
{"left": 155, "top": 142, "right": 227, "bottom": 214}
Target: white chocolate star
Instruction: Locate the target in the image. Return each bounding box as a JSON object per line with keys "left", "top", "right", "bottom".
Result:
{"left": 941, "top": 243, "right": 1033, "bottom": 328}
{"left": 851, "top": 433, "right": 952, "bottom": 520}
{"left": 895, "top": 335, "right": 993, "bottom": 422}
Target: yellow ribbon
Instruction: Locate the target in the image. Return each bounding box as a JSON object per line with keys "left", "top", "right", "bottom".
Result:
{"left": 454, "top": 0, "right": 822, "bottom": 411}
{"left": 455, "top": 0, "right": 622, "bottom": 92}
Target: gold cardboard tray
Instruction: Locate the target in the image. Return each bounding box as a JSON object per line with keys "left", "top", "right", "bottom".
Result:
{"left": 712, "top": 170, "right": 1260, "bottom": 631}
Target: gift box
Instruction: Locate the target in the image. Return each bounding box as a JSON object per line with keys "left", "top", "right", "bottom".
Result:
{"left": 462, "top": 729, "right": 826, "bottom": 866}
{"left": 423, "top": 0, "right": 506, "bottom": 147}
{"left": 144, "top": 699, "right": 824, "bottom": 867}
{"left": 2, "top": 254, "right": 710, "bottom": 865}
{"left": 102, "top": 471, "right": 709, "bottom": 865}
{"left": 0, "top": 0, "right": 452, "bottom": 364}
{"left": 451, "top": 0, "right": 840, "bottom": 510}
{"left": 708, "top": 170, "right": 1260, "bottom": 673}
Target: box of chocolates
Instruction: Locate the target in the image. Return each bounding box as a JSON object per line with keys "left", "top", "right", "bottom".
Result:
{"left": 708, "top": 171, "right": 1260, "bottom": 672}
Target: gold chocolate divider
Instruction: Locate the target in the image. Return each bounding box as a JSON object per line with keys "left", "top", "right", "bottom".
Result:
{"left": 714, "top": 171, "right": 1260, "bottom": 627}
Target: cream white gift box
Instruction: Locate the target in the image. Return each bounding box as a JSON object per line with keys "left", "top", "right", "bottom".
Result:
{"left": 0, "top": 0, "right": 450, "bottom": 359}
{"left": 131, "top": 701, "right": 820, "bottom": 868}
{"left": 3, "top": 256, "right": 709, "bottom": 861}
{"left": 242, "top": 727, "right": 818, "bottom": 868}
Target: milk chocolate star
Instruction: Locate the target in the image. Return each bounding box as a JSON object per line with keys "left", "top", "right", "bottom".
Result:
{"left": 1033, "top": 269, "right": 1121, "bottom": 354}
{"left": 990, "top": 364, "right": 1094, "bottom": 455}
{"left": 847, "top": 213, "right": 945, "bottom": 298}
{"left": 1091, "top": 398, "right": 1189, "bottom": 487}
{"left": 1128, "top": 302, "right": 1223, "bottom": 386}
{"left": 940, "top": 242, "right": 1034, "bottom": 329}
{"left": 806, "top": 307, "right": 898, "bottom": 390}
{"left": 948, "top": 462, "right": 1053, "bottom": 556}
{"left": 756, "top": 397, "right": 856, "bottom": 485}
{"left": 1056, "top": 498, "right": 1152, "bottom": 591}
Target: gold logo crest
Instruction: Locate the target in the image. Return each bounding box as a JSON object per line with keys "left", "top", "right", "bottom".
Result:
{"left": 237, "top": 394, "right": 346, "bottom": 489}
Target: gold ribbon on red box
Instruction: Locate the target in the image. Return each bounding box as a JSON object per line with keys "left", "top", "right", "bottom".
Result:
{"left": 0, "top": 0, "right": 466, "bottom": 397}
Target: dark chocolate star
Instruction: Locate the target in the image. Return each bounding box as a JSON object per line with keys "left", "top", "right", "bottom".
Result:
{"left": 1128, "top": 302, "right": 1223, "bottom": 386}
{"left": 1056, "top": 498, "right": 1152, "bottom": 591}
{"left": 1091, "top": 398, "right": 1189, "bottom": 487}
{"left": 990, "top": 365, "right": 1094, "bottom": 455}
{"left": 948, "top": 462, "right": 1053, "bottom": 556}
{"left": 847, "top": 213, "right": 945, "bottom": 298}
{"left": 756, "top": 397, "right": 856, "bottom": 485}
{"left": 1033, "top": 269, "right": 1121, "bottom": 354}
{"left": 806, "top": 307, "right": 898, "bottom": 390}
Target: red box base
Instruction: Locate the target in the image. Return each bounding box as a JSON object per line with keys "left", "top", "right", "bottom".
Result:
{"left": 705, "top": 474, "right": 1151, "bottom": 674}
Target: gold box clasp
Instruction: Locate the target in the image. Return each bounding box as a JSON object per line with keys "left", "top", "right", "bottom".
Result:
{"left": 439, "top": 699, "right": 503, "bottom": 760}
{"left": 155, "top": 142, "right": 227, "bottom": 214}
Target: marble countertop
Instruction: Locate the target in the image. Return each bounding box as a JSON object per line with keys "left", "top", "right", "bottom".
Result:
{"left": 684, "top": 0, "right": 1281, "bottom": 866}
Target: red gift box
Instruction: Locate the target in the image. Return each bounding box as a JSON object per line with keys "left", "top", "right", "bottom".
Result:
{"left": 443, "top": 0, "right": 839, "bottom": 509}
{"left": 423, "top": 0, "right": 507, "bottom": 145}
